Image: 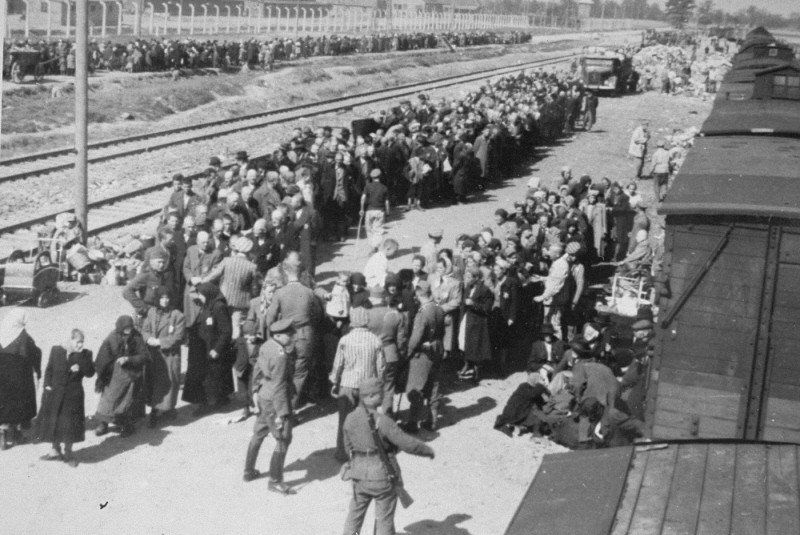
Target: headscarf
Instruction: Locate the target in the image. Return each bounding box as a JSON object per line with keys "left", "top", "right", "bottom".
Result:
{"left": 115, "top": 315, "right": 135, "bottom": 335}
{"left": 0, "top": 308, "right": 28, "bottom": 348}
{"left": 196, "top": 282, "right": 224, "bottom": 309}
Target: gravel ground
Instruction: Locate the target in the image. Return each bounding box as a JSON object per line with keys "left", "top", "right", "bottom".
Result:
{"left": 1, "top": 88, "right": 710, "bottom": 534}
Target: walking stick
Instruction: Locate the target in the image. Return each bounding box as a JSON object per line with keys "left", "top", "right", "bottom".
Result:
{"left": 395, "top": 392, "right": 404, "bottom": 416}
{"left": 353, "top": 212, "right": 365, "bottom": 260}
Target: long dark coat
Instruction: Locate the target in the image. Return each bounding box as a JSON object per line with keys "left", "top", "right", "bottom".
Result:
{"left": 461, "top": 281, "right": 494, "bottom": 363}
{"left": 183, "top": 283, "right": 234, "bottom": 405}
{"left": 94, "top": 323, "right": 149, "bottom": 423}
{"left": 0, "top": 331, "right": 42, "bottom": 425}
{"left": 36, "top": 347, "right": 94, "bottom": 443}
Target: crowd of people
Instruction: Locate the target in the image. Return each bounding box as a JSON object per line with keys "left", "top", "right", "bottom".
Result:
{"left": 3, "top": 30, "right": 531, "bottom": 78}
{"left": 0, "top": 47, "right": 683, "bottom": 531}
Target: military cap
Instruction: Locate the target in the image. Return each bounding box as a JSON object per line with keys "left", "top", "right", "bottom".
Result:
{"left": 236, "top": 150, "right": 249, "bottom": 160}
{"left": 428, "top": 229, "right": 443, "bottom": 239}
{"left": 172, "top": 173, "right": 185, "bottom": 182}
{"left": 271, "top": 318, "right": 294, "bottom": 334}
{"left": 358, "top": 377, "right": 382, "bottom": 397}
{"left": 149, "top": 248, "right": 169, "bottom": 262}
{"left": 209, "top": 156, "right": 222, "bottom": 166}
{"left": 369, "top": 169, "right": 382, "bottom": 178}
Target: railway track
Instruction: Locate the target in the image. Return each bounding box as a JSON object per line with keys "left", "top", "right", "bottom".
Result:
{"left": 0, "top": 52, "right": 574, "bottom": 260}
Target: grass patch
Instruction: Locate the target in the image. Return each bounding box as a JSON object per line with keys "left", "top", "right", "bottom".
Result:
{"left": 296, "top": 67, "right": 333, "bottom": 84}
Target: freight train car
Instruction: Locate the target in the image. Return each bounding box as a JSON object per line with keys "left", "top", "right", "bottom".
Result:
{"left": 646, "top": 27, "right": 800, "bottom": 442}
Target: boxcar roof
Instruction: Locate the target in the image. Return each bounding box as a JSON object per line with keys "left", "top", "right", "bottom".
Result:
{"left": 702, "top": 97, "right": 800, "bottom": 135}
{"left": 660, "top": 135, "right": 800, "bottom": 218}
{"left": 505, "top": 441, "right": 800, "bottom": 535}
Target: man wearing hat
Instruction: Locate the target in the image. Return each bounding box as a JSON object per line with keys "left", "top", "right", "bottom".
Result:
{"left": 243, "top": 318, "right": 296, "bottom": 494}
{"left": 340, "top": 377, "right": 435, "bottom": 535}
{"left": 124, "top": 248, "right": 173, "bottom": 327}
{"left": 650, "top": 139, "right": 671, "bottom": 201}
{"left": 360, "top": 169, "right": 391, "bottom": 252}
{"left": 528, "top": 323, "right": 566, "bottom": 373}
{"left": 201, "top": 236, "right": 257, "bottom": 341}
{"left": 235, "top": 150, "right": 250, "bottom": 179}
{"left": 162, "top": 173, "right": 202, "bottom": 224}
{"left": 535, "top": 241, "right": 582, "bottom": 340}
{"left": 329, "top": 307, "right": 385, "bottom": 462}
{"left": 403, "top": 280, "right": 445, "bottom": 433}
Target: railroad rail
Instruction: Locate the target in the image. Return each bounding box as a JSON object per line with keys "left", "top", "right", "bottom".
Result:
{"left": 0, "top": 53, "right": 574, "bottom": 183}
{"left": 0, "top": 52, "right": 575, "bottom": 261}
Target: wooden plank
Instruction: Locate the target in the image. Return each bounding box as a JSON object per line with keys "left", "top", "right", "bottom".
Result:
{"left": 504, "top": 448, "right": 634, "bottom": 535}
{"left": 656, "top": 393, "right": 740, "bottom": 421}
{"left": 766, "top": 445, "right": 800, "bottom": 535}
{"left": 771, "top": 306, "right": 800, "bottom": 323}
{"left": 731, "top": 444, "right": 768, "bottom": 535}
{"left": 673, "top": 229, "right": 766, "bottom": 255}
{"left": 663, "top": 444, "right": 708, "bottom": 535}
{"left": 779, "top": 232, "right": 800, "bottom": 264}
{"left": 611, "top": 447, "right": 650, "bottom": 535}
{"left": 699, "top": 415, "right": 741, "bottom": 437}
{"left": 665, "top": 309, "right": 757, "bottom": 333}
{"left": 669, "top": 276, "right": 758, "bottom": 306}
{"left": 669, "top": 250, "right": 765, "bottom": 271}
{"left": 660, "top": 349, "right": 744, "bottom": 377}
{"left": 697, "top": 444, "right": 736, "bottom": 535}
{"left": 659, "top": 368, "right": 744, "bottom": 393}
{"left": 628, "top": 446, "right": 678, "bottom": 534}
{"left": 662, "top": 324, "right": 751, "bottom": 354}
{"left": 667, "top": 260, "right": 763, "bottom": 285}
{"left": 763, "top": 397, "right": 800, "bottom": 430}
{"left": 762, "top": 427, "right": 800, "bottom": 444}
{"left": 771, "top": 321, "right": 800, "bottom": 342}
{"left": 765, "top": 383, "right": 800, "bottom": 402}
{"left": 677, "top": 295, "right": 760, "bottom": 320}
{"left": 767, "top": 364, "right": 800, "bottom": 386}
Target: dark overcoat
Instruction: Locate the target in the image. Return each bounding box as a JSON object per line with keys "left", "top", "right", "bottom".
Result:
{"left": 0, "top": 331, "right": 42, "bottom": 425}
{"left": 461, "top": 282, "right": 494, "bottom": 364}
{"left": 36, "top": 347, "right": 95, "bottom": 443}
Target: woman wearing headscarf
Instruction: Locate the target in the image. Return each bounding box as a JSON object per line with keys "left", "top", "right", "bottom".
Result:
{"left": 141, "top": 287, "right": 185, "bottom": 428}
{"left": 457, "top": 267, "right": 494, "bottom": 383}
{"left": 94, "top": 315, "right": 149, "bottom": 438}
{"left": 36, "top": 329, "right": 94, "bottom": 466}
{"left": 0, "top": 309, "right": 42, "bottom": 449}
{"left": 429, "top": 256, "right": 462, "bottom": 360}
{"left": 182, "top": 282, "right": 233, "bottom": 416}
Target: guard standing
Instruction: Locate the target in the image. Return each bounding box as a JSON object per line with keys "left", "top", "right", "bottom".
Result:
{"left": 341, "top": 377, "right": 435, "bottom": 535}
{"left": 243, "top": 318, "right": 296, "bottom": 495}
{"left": 402, "top": 281, "right": 445, "bottom": 433}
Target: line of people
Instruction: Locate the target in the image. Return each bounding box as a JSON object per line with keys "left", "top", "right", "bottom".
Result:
{"left": 2, "top": 30, "right": 531, "bottom": 79}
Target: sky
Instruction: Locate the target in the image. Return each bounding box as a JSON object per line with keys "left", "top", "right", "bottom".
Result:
{"left": 653, "top": 0, "right": 799, "bottom": 17}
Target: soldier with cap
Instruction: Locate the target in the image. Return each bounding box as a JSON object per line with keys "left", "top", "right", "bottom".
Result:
{"left": 123, "top": 248, "right": 172, "bottom": 327}
{"left": 243, "top": 318, "right": 296, "bottom": 494}
{"left": 419, "top": 229, "right": 443, "bottom": 275}
{"left": 402, "top": 280, "right": 445, "bottom": 434}
{"left": 341, "top": 377, "right": 435, "bottom": 535}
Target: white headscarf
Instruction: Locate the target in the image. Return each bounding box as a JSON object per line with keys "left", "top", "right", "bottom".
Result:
{"left": 0, "top": 309, "right": 28, "bottom": 348}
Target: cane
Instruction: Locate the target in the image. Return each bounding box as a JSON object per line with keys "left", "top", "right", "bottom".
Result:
{"left": 353, "top": 212, "right": 365, "bottom": 260}
{"left": 395, "top": 392, "right": 405, "bottom": 416}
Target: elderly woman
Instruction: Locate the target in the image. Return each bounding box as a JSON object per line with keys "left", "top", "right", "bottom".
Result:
{"left": 36, "top": 329, "right": 94, "bottom": 466}
{"left": 182, "top": 282, "right": 233, "bottom": 416}
{"left": 429, "top": 256, "right": 462, "bottom": 359}
{"left": 142, "top": 287, "right": 185, "bottom": 428}
{"left": 0, "top": 310, "right": 42, "bottom": 450}
{"left": 458, "top": 267, "right": 494, "bottom": 383}
{"left": 94, "top": 315, "right": 149, "bottom": 438}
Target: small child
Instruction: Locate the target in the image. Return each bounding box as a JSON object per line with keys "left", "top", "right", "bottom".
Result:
{"left": 326, "top": 272, "right": 352, "bottom": 321}
{"left": 349, "top": 272, "right": 370, "bottom": 309}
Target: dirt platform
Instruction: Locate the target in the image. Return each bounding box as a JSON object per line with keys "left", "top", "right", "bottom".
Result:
{"left": 0, "top": 89, "right": 710, "bottom": 535}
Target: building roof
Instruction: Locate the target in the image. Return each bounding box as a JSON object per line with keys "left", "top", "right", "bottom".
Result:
{"left": 506, "top": 441, "right": 800, "bottom": 535}
{"left": 702, "top": 97, "right": 800, "bottom": 135}
{"left": 660, "top": 135, "right": 800, "bottom": 218}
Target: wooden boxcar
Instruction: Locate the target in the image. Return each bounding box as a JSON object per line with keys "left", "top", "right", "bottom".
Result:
{"left": 646, "top": 28, "right": 800, "bottom": 442}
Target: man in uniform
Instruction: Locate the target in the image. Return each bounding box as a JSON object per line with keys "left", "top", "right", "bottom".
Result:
{"left": 402, "top": 281, "right": 445, "bottom": 434}
{"left": 266, "top": 261, "right": 321, "bottom": 410}
{"left": 341, "top": 377, "right": 435, "bottom": 535}
{"left": 243, "top": 318, "right": 296, "bottom": 494}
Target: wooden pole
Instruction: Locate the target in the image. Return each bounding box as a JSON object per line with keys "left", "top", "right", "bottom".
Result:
{"left": 75, "top": 0, "right": 89, "bottom": 239}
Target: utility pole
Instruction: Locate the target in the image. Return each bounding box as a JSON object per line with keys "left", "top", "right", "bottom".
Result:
{"left": 76, "top": 0, "right": 89, "bottom": 238}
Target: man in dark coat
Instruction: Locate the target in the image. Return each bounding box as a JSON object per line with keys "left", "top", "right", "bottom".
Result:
{"left": 341, "top": 377, "right": 435, "bottom": 535}
{"left": 123, "top": 249, "right": 172, "bottom": 326}
{"left": 182, "top": 283, "right": 234, "bottom": 415}
{"left": 402, "top": 281, "right": 444, "bottom": 434}
{"left": 94, "top": 316, "right": 150, "bottom": 437}
{"left": 527, "top": 324, "right": 566, "bottom": 374}
{"left": 162, "top": 174, "right": 202, "bottom": 224}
